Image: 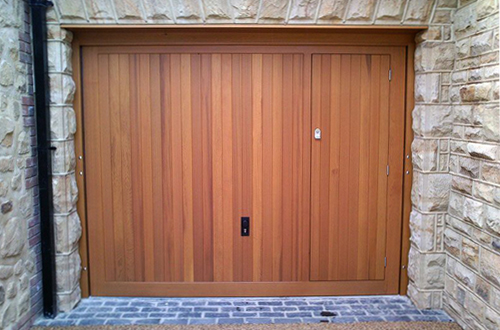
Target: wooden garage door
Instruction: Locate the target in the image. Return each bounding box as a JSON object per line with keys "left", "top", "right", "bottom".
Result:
{"left": 82, "top": 45, "right": 406, "bottom": 296}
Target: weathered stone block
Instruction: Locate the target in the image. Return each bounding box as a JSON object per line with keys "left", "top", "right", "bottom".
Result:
{"left": 471, "top": 31, "right": 494, "bottom": 56}
{"left": 454, "top": 4, "right": 477, "bottom": 38}
{"left": 463, "top": 197, "right": 484, "bottom": 228}
{"left": 452, "top": 105, "right": 473, "bottom": 124}
{"left": 415, "top": 42, "right": 455, "bottom": 72}
{"left": 410, "top": 210, "right": 436, "bottom": 252}
{"left": 474, "top": 181, "right": 496, "bottom": 204}
{"left": 318, "top": 0, "right": 349, "bottom": 22}
{"left": 452, "top": 176, "right": 472, "bottom": 195}
{"left": 171, "top": 0, "right": 203, "bottom": 22}
{"left": 50, "top": 74, "right": 76, "bottom": 105}
{"left": 345, "top": 0, "right": 377, "bottom": 22}
{"left": 52, "top": 140, "right": 76, "bottom": 174}
{"left": 459, "top": 157, "right": 479, "bottom": 178}
{"left": 55, "top": 0, "right": 87, "bottom": 21}
{"left": 461, "top": 238, "right": 479, "bottom": 269}
{"left": 408, "top": 282, "right": 442, "bottom": 309}
{"left": 460, "top": 82, "right": 493, "bottom": 102}
{"left": 231, "top": 0, "right": 259, "bottom": 21}
{"left": 57, "top": 285, "right": 81, "bottom": 313}
{"left": 412, "top": 172, "right": 451, "bottom": 212}
{"left": 449, "top": 192, "right": 464, "bottom": 218}
{"left": 84, "top": 0, "right": 116, "bottom": 21}
{"left": 0, "top": 217, "right": 26, "bottom": 258}
{"left": 113, "top": 0, "right": 144, "bottom": 20}
{"left": 480, "top": 249, "right": 500, "bottom": 287}
{"left": 56, "top": 250, "right": 81, "bottom": 293}
{"left": 413, "top": 105, "right": 452, "bottom": 137}
{"left": 477, "top": 0, "right": 497, "bottom": 20}
{"left": 408, "top": 247, "right": 446, "bottom": 290}
{"left": 415, "top": 73, "right": 440, "bottom": 103}
{"left": 485, "top": 307, "right": 500, "bottom": 330}
{"left": 142, "top": 0, "right": 174, "bottom": 21}
{"left": 411, "top": 138, "right": 438, "bottom": 171}
{"left": 473, "top": 104, "right": 500, "bottom": 142}
{"left": 444, "top": 228, "right": 461, "bottom": 257}
{"left": 288, "top": 0, "right": 320, "bottom": 21}
{"left": 482, "top": 162, "right": 500, "bottom": 185}
{"left": 55, "top": 212, "right": 82, "bottom": 254}
{"left": 464, "top": 291, "right": 485, "bottom": 322}
{"left": 404, "top": 0, "right": 435, "bottom": 22}
{"left": 53, "top": 174, "right": 79, "bottom": 214}
{"left": 204, "top": 0, "right": 233, "bottom": 21}
{"left": 485, "top": 205, "right": 500, "bottom": 235}
{"left": 375, "top": 0, "right": 405, "bottom": 21}
{"left": 51, "top": 107, "right": 77, "bottom": 140}
{"left": 258, "top": 0, "right": 289, "bottom": 22}
{"left": 467, "top": 143, "right": 498, "bottom": 160}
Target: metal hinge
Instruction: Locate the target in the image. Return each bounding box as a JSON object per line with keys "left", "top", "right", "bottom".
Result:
{"left": 386, "top": 165, "right": 390, "bottom": 176}
{"left": 384, "top": 257, "right": 387, "bottom": 268}
{"left": 389, "top": 69, "right": 392, "bottom": 81}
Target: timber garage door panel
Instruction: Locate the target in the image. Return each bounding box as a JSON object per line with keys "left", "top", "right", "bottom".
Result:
{"left": 82, "top": 46, "right": 405, "bottom": 296}
{"left": 83, "top": 50, "right": 310, "bottom": 285}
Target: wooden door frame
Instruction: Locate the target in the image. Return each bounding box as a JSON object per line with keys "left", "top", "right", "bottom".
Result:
{"left": 70, "top": 27, "right": 419, "bottom": 298}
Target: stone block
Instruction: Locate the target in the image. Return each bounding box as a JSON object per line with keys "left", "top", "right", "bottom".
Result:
{"left": 56, "top": 0, "right": 87, "bottom": 21}
{"left": 461, "top": 238, "right": 479, "bottom": 269}
{"left": 411, "top": 138, "right": 438, "bottom": 171}
{"left": 258, "top": 0, "right": 289, "bottom": 22}
{"left": 467, "top": 143, "right": 498, "bottom": 161}
{"left": 204, "top": 0, "right": 233, "bottom": 21}
{"left": 0, "top": 217, "right": 26, "bottom": 258}
{"left": 444, "top": 228, "right": 461, "bottom": 257}
{"left": 56, "top": 250, "right": 81, "bottom": 293}
{"left": 412, "top": 172, "right": 451, "bottom": 212}
{"left": 482, "top": 162, "right": 500, "bottom": 185}
{"left": 449, "top": 192, "right": 464, "bottom": 218}
{"left": 473, "top": 181, "right": 496, "bottom": 204}
{"left": 171, "top": 0, "right": 203, "bottom": 22}
{"left": 485, "top": 205, "right": 500, "bottom": 235}
{"left": 288, "top": 0, "right": 320, "bottom": 22}
{"left": 57, "top": 285, "right": 81, "bottom": 313}
{"left": 485, "top": 308, "right": 500, "bottom": 330}
{"left": 463, "top": 197, "right": 484, "bottom": 228}
{"left": 452, "top": 105, "right": 473, "bottom": 124}
{"left": 412, "top": 105, "right": 452, "bottom": 137}
{"left": 50, "top": 74, "right": 76, "bottom": 105}
{"left": 55, "top": 211, "right": 82, "bottom": 254}
{"left": 404, "top": 0, "right": 434, "bottom": 23}
{"left": 345, "top": 0, "right": 377, "bottom": 22}
{"left": 317, "top": 0, "right": 349, "bottom": 22}
{"left": 453, "top": 261, "right": 476, "bottom": 290}
{"left": 408, "top": 247, "right": 446, "bottom": 290}
{"left": 415, "top": 74, "right": 440, "bottom": 103}
{"left": 84, "top": 0, "right": 116, "bottom": 21}
{"left": 408, "top": 282, "right": 442, "bottom": 309}
{"left": 52, "top": 140, "right": 76, "bottom": 174}
{"left": 231, "top": 0, "right": 260, "bottom": 21}
{"left": 454, "top": 4, "right": 477, "bottom": 38}
{"left": 464, "top": 291, "right": 485, "bottom": 322}
{"left": 53, "top": 174, "right": 79, "bottom": 214}
{"left": 459, "top": 157, "right": 479, "bottom": 178}
{"left": 113, "top": 0, "right": 144, "bottom": 20}
{"left": 475, "top": 277, "right": 490, "bottom": 302}
{"left": 410, "top": 210, "right": 436, "bottom": 252}
{"left": 51, "top": 106, "right": 77, "bottom": 140}
{"left": 460, "top": 83, "right": 493, "bottom": 102}
{"left": 142, "top": 0, "right": 174, "bottom": 21}
{"left": 480, "top": 249, "right": 500, "bottom": 287}
{"left": 473, "top": 104, "right": 500, "bottom": 142}
{"left": 477, "top": 0, "right": 497, "bottom": 20}
{"left": 415, "top": 42, "right": 455, "bottom": 72}
{"left": 375, "top": 0, "right": 406, "bottom": 21}
{"left": 448, "top": 215, "right": 473, "bottom": 236}
{"left": 451, "top": 176, "right": 472, "bottom": 195}
{"left": 471, "top": 31, "right": 494, "bottom": 56}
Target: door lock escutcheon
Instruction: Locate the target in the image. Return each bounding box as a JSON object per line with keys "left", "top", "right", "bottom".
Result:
{"left": 314, "top": 128, "right": 321, "bottom": 140}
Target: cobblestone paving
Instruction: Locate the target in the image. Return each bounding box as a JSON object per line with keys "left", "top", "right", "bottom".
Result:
{"left": 35, "top": 296, "right": 454, "bottom": 326}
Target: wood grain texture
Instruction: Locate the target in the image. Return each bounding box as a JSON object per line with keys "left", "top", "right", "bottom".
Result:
{"left": 82, "top": 44, "right": 406, "bottom": 296}
{"left": 310, "top": 54, "right": 392, "bottom": 282}
{"left": 83, "top": 49, "right": 309, "bottom": 289}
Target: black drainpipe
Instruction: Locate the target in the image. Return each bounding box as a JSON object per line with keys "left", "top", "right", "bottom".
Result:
{"left": 29, "top": 0, "right": 57, "bottom": 317}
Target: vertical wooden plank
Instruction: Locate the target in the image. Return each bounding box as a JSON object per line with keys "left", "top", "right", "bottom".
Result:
{"left": 251, "top": 54, "right": 263, "bottom": 282}
{"left": 357, "top": 55, "right": 371, "bottom": 280}
{"left": 221, "top": 53, "right": 234, "bottom": 282}
{"left": 138, "top": 54, "right": 154, "bottom": 282}
{"left": 281, "top": 54, "right": 293, "bottom": 282}
{"left": 180, "top": 54, "right": 195, "bottom": 282}
{"left": 211, "top": 54, "right": 224, "bottom": 282}
{"left": 97, "top": 54, "right": 116, "bottom": 282}
{"left": 231, "top": 54, "right": 243, "bottom": 282}
{"left": 191, "top": 54, "right": 205, "bottom": 282}
{"left": 201, "top": 54, "right": 214, "bottom": 282}
{"left": 241, "top": 54, "right": 254, "bottom": 282}
{"left": 118, "top": 54, "right": 135, "bottom": 282}
{"left": 108, "top": 54, "right": 125, "bottom": 281}
{"left": 261, "top": 54, "right": 273, "bottom": 282}
{"left": 368, "top": 55, "right": 382, "bottom": 280}
{"left": 170, "top": 54, "right": 185, "bottom": 282}
{"left": 272, "top": 54, "right": 283, "bottom": 282}
{"left": 160, "top": 54, "right": 174, "bottom": 282}
{"left": 150, "top": 54, "right": 165, "bottom": 282}
{"left": 327, "top": 55, "right": 341, "bottom": 280}
{"left": 309, "top": 55, "right": 321, "bottom": 281}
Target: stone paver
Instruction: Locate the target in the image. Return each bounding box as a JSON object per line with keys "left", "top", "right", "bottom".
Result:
{"left": 34, "top": 296, "right": 454, "bottom": 326}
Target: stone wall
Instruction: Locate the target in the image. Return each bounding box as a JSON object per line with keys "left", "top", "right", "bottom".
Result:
{"left": 442, "top": 1, "right": 500, "bottom": 329}
{"left": 20, "top": 0, "right": 500, "bottom": 327}
{"left": 0, "top": 0, "right": 43, "bottom": 329}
